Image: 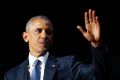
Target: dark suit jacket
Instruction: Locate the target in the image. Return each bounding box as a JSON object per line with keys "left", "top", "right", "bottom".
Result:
{"left": 4, "top": 44, "right": 107, "bottom": 80}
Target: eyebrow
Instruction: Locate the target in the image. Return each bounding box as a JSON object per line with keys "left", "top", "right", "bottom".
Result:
{"left": 35, "top": 28, "right": 53, "bottom": 33}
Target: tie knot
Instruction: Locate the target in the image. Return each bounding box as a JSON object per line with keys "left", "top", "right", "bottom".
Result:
{"left": 34, "top": 59, "right": 41, "bottom": 67}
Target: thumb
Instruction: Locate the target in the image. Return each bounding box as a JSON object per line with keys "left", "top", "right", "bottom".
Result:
{"left": 77, "top": 26, "right": 85, "bottom": 34}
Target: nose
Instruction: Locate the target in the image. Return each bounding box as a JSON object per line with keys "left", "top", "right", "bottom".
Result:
{"left": 40, "top": 30, "right": 47, "bottom": 39}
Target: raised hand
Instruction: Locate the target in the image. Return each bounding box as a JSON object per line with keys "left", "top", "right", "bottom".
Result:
{"left": 77, "top": 9, "right": 101, "bottom": 47}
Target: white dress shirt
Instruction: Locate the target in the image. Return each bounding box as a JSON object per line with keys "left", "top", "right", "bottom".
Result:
{"left": 29, "top": 52, "right": 49, "bottom": 80}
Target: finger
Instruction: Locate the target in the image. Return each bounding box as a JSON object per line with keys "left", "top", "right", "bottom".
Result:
{"left": 96, "top": 16, "right": 99, "bottom": 24}
{"left": 85, "top": 12, "right": 89, "bottom": 24}
{"left": 89, "top": 9, "right": 92, "bottom": 22}
{"left": 77, "top": 26, "right": 86, "bottom": 34}
{"left": 92, "top": 10, "right": 96, "bottom": 22}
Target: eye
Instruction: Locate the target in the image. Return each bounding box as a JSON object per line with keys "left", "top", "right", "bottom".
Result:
{"left": 34, "top": 28, "right": 53, "bottom": 35}
{"left": 45, "top": 29, "right": 53, "bottom": 35}
{"left": 35, "top": 28, "right": 42, "bottom": 33}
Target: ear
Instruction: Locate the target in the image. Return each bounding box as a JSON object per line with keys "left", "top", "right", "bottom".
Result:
{"left": 22, "top": 32, "right": 29, "bottom": 42}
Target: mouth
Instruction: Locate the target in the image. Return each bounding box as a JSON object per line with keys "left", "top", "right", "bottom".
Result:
{"left": 38, "top": 40, "right": 48, "bottom": 45}
{"left": 38, "top": 41, "right": 46, "bottom": 44}
{"left": 37, "top": 39, "right": 50, "bottom": 47}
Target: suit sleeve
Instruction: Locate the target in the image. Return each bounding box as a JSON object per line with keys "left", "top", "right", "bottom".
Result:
{"left": 4, "top": 72, "right": 8, "bottom": 80}
{"left": 71, "top": 42, "right": 108, "bottom": 80}
{"left": 92, "top": 42, "right": 109, "bottom": 80}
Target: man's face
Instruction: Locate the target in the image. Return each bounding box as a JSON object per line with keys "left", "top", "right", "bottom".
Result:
{"left": 23, "top": 18, "right": 53, "bottom": 55}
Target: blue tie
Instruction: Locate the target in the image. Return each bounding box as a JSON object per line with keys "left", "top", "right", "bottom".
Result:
{"left": 31, "top": 60, "right": 41, "bottom": 80}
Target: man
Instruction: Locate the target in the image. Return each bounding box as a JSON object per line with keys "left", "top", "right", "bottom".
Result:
{"left": 4, "top": 9, "right": 107, "bottom": 80}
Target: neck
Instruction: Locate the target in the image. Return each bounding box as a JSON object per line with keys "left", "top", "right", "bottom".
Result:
{"left": 30, "top": 51, "right": 47, "bottom": 58}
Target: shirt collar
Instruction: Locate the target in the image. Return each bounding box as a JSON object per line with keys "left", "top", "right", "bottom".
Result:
{"left": 29, "top": 52, "right": 49, "bottom": 68}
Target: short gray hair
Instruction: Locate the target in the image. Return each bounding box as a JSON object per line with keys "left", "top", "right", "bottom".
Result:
{"left": 25, "top": 15, "right": 52, "bottom": 32}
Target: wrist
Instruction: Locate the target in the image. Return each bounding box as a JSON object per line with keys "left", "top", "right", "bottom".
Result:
{"left": 91, "top": 40, "right": 101, "bottom": 48}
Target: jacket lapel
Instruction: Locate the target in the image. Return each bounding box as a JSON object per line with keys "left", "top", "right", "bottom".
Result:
{"left": 17, "top": 59, "right": 30, "bottom": 80}
{"left": 16, "top": 55, "right": 58, "bottom": 80}
{"left": 44, "top": 55, "right": 58, "bottom": 80}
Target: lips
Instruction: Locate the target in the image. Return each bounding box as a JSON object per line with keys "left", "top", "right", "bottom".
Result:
{"left": 38, "top": 39, "right": 50, "bottom": 45}
{"left": 38, "top": 40, "right": 48, "bottom": 44}
{"left": 38, "top": 41, "right": 46, "bottom": 44}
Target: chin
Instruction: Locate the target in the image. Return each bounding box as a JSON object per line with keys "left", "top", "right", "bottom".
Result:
{"left": 37, "top": 47, "right": 47, "bottom": 53}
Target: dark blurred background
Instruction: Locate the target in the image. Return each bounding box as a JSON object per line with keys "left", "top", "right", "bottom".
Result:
{"left": 0, "top": 0, "right": 119, "bottom": 80}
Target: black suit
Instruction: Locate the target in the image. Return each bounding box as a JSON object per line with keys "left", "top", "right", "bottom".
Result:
{"left": 4, "top": 44, "right": 107, "bottom": 80}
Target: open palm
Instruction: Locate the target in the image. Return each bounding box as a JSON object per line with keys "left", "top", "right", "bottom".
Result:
{"left": 77, "top": 9, "right": 100, "bottom": 47}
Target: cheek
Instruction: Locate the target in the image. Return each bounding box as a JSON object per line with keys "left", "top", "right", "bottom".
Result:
{"left": 48, "top": 36, "right": 53, "bottom": 42}
{"left": 29, "top": 36, "right": 38, "bottom": 44}
{"left": 45, "top": 37, "right": 52, "bottom": 46}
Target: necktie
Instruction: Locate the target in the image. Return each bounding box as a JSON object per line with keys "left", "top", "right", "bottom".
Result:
{"left": 31, "top": 60, "right": 41, "bottom": 80}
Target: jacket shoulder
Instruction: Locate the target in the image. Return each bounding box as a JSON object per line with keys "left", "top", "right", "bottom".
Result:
{"left": 56, "top": 55, "right": 82, "bottom": 66}
{"left": 4, "top": 59, "right": 28, "bottom": 79}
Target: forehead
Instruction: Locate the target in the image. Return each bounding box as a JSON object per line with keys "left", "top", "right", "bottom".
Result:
{"left": 29, "top": 18, "right": 53, "bottom": 30}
